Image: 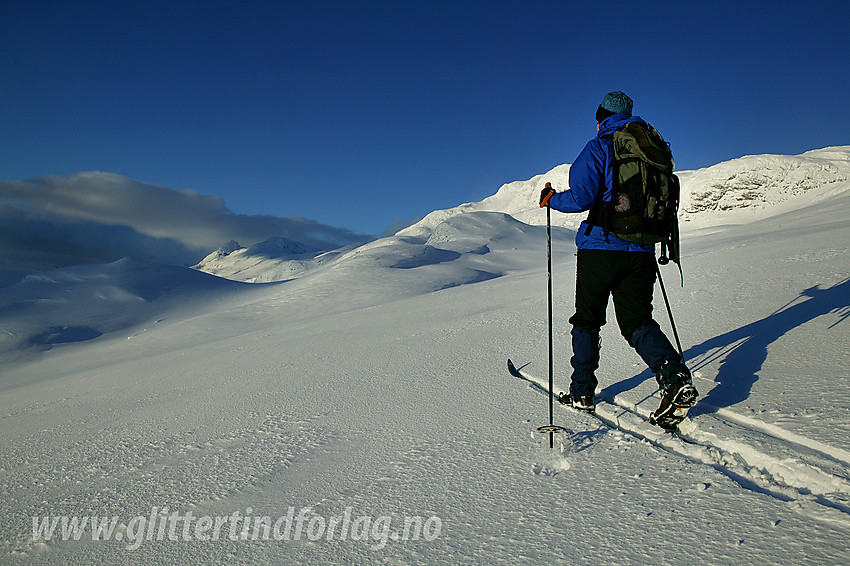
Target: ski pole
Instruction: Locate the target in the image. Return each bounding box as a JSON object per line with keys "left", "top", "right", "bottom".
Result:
{"left": 536, "top": 183, "right": 567, "bottom": 448}
{"left": 546, "top": 199, "right": 555, "bottom": 448}
{"left": 655, "top": 260, "right": 685, "bottom": 361}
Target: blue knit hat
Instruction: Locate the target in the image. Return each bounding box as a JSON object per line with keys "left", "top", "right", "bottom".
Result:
{"left": 596, "top": 91, "right": 633, "bottom": 122}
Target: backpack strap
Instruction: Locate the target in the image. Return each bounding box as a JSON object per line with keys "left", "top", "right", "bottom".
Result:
{"left": 584, "top": 205, "right": 607, "bottom": 236}
{"left": 584, "top": 132, "right": 617, "bottom": 236}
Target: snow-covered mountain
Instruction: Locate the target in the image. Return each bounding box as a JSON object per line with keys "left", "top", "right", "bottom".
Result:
{"left": 400, "top": 145, "right": 850, "bottom": 232}
{"left": 194, "top": 146, "right": 850, "bottom": 283}
{"left": 678, "top": 146, "right": 850, "bottom": 217}
{"left": 1, "top": 145, "right": 850, "bottom": 564}
{"left": 193, "top": 237, "right": 335, "bottom": 283}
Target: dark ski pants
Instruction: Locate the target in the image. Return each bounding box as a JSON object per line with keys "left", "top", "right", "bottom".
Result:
{"left": 567, "top": 249, "right": 679, "bottom": 397}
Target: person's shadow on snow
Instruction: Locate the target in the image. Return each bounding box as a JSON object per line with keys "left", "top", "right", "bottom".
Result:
{"left": 602, "top": 278, "right": 850, "bottom": 413}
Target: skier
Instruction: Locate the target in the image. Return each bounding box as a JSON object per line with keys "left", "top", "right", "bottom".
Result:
{"left": 538, "top": 91, "right": 698, "bottom": 416}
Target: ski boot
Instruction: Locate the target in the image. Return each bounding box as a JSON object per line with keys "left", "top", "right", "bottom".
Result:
{"left": 649, "top": 359, "right": 698, "bottom": 430}
{"left": 557, "top": 392, "right": 596, "bottom": 414}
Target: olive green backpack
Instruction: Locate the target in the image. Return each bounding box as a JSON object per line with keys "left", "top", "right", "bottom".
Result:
{"left": 587, "top": 121, "right": 681, "bottom": 267}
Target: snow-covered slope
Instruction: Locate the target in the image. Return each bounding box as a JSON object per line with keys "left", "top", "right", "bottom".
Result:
{"left": 0, "top": 213, "right": 574, "bottom": 366}
{"left": 1, "top": 146, "right": 850, "bottom": 564}
{"left": 396, "top": 164, "right": 577, "bottom": 236}
{"left": 0, "top": 258, "right": 254, "bottom": 367}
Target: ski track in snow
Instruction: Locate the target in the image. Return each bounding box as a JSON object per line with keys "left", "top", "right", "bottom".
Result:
{"left": 510, "top": 362, "right": 850, "bottom": 527}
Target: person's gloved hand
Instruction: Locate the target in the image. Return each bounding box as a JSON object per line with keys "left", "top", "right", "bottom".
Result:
{"left": 539, "top": 182, "right": 555, "bottom": 208}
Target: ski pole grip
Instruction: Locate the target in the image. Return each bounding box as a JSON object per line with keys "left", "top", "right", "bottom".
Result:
{"left": 540, "top": 182, "right": 555, "bottom": 208}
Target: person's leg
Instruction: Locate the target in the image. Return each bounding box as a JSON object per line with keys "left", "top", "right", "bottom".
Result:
{"left": 611, "top": 253, "right": 696, "bottom": 406}
{"left": 630, "top": 322, "right": 680, "bottom": 374}
{"left": 568, "top": 250, "right": 614, "bottom": 399}
{"left": 568, "top": 326, "right": 600, "bottom": 400}
{"left": 610, "top": 252, "right": 679, "bottom": 372}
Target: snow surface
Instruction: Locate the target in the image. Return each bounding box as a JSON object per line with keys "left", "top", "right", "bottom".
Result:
{"left": 1, "top": 146, "right": 849, "bottom": 564}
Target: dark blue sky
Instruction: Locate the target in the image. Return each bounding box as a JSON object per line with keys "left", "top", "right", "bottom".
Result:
{"left": 2, "top": 0, "right": 848, "bottom": 236}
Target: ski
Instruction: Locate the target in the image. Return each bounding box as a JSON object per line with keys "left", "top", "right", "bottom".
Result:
{"left": 508, "top": 358, "right": 610, "bottom": 432}
{"left": 507, "top": 358, "right": 570, "bottom": 440}
{"left": 507, "top": 358, "right": 558, "bottom": 397}
{"left": 507, "top": 358, "right": 692, "bottom": 432}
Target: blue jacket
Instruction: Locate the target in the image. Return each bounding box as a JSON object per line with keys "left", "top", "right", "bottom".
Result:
{"left": 549, "top": 114, "right": 655, "bottom": 253}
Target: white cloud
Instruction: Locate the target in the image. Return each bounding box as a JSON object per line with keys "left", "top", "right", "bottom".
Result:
{"left": 0, "top": 172, "right": 371, "bottom": 270}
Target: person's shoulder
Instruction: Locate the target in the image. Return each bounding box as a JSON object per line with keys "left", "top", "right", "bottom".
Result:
{"left": 578, "top": 136, "right": 606, "bottom": 162}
